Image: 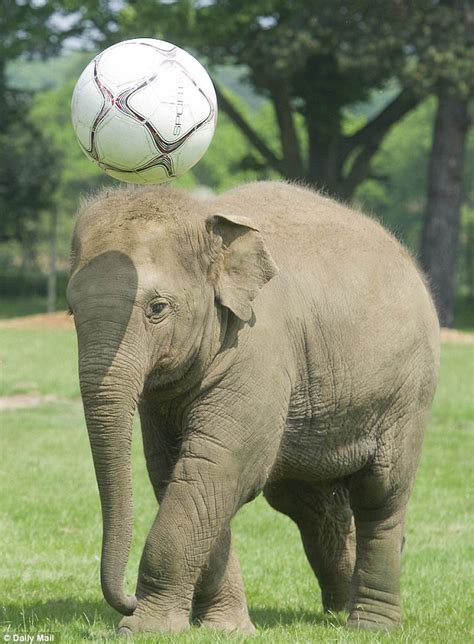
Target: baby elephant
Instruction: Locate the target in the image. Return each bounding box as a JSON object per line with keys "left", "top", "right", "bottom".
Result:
{"left": 67, "top": 181, "right": 439, "bottom": 635}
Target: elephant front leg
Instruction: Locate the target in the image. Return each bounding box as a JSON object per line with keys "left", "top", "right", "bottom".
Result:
{"left": 118, "top": 453, "right": 248, "bottom": 635}
{"left": 192, "top": 527, "right": 255, "bottom": 634}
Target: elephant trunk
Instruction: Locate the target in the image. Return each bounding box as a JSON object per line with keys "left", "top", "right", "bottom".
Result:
{"left": 79, "top": 334, "right": 143, "bottom": 616}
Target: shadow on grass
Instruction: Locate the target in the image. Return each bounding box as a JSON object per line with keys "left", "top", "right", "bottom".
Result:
{"left": 1, "top": 598, "right": 116, "bottom": 636}
{"left": 2, "top": 599, "right": 345, "bottom": 637}
{"left": 250, "top": 605, "right": 345, "bottom": 629}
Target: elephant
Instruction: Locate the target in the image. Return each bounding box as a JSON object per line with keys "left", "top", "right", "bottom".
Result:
{"left": 67, "top": 180, "right": 439, "bottom": 635}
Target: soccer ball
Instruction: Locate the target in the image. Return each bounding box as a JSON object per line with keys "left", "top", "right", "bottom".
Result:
{"left": 71, "top": 38, "right": 217, "bottom": 184}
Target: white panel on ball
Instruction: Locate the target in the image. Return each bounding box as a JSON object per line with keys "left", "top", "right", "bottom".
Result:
{"left": 95, "top": 113, "right": 157, "bottom": 170}
{"left": 172, "top": 123, "right": 215, "bottom": 175}
{"left": 74, "top": 121, "right": 94, "bottom": 153}
{"left": 98, "top": 41, "right": 164, "bottom": 90}
{"left": 71, "top": 70, "right": 104, "bottom": 151}
{"left": 148, "top": 62, "right": 212, "bottom": 140}
{"left": 177, "top": 49, "right": 217, "bottom": 101}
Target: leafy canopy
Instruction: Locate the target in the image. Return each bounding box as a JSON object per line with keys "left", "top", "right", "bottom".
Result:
{"left": 105, "top": 0, "right": 473, "bottom": 196}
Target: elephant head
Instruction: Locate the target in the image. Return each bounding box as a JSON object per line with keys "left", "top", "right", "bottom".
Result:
{"left": 66, "top": 187, "right": 277, "bottom": 615}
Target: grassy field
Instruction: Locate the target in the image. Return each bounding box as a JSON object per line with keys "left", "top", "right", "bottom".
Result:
{"left": 0, "top": 327, "right": 473, "bottom": 643}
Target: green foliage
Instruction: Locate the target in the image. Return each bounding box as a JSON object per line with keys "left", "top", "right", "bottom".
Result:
{"left": 31, "top": 72, "right": 115, "bottom": 213}
{"left": 355, "top": 99, "right": 436, "bottom": 250}
{"left": 355, "top": 98, "right": 474, "bottom": 305}
{"left": 116, "top": 1, "right": 410, "bottom": 88}
{"left": 0, "top": 0, "right": 92, "bottom": 252}
{"left": 0, "top": 268, "right": 69, "bottom": 298}
{"left": 0, "top": 0, "right": 129, "bottom": 262}
{"left": 0, "top": 296, "right": 68, "bottom": 319}
{"left": 0, "top": 106, "right": 60, "bottom": 244}
{"left": 0, "top": 0, "right": 123, "bottom": 66}
{"left": 194, "top": 97, "right": 281, "bottom": 190}
{"left": 0, "top": 329, "right": 473, "bottom": 641}
{"left": 399, "top": 1, "right": 474, "bottom": 100}
{"left": 107, "top": 0, "right": 473, "bottom": 197}
{"left": 2, "top": 53, "right": 472, "bottom": 313}
{"left": 6, "top": 51, "right": 90, "bottom": 92}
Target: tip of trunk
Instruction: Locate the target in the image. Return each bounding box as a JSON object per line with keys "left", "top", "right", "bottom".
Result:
{"left": 102, "top": 578, "right": 137, "bottom": 616}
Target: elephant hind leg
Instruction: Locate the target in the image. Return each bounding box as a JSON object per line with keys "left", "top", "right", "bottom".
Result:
{"left": 264, "top": 479, "right": 355, "bottom": 613}
{"left": 346, "top": 409, "right": 428, "bottom": 631}
{"left": 192, "top": 527, "right": 255, "bottom": 634}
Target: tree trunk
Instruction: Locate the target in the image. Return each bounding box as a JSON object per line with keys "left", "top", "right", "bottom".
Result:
{"left": 47, "top": 209, "right": 57, "bottom": 313}
{"left": 307, "top": 122, "right": 342, "bottom": 196}
{"left": 421, "top": 93, "right": 470, "bottom": 327}
{"left": 465, "top": 219, "right": 474, "bottom": 300}
{"left": 270, "top": 83, "right": 304, "bottom": 179}
{"left": 0, "top": 59, "right": 7, "bottom": 135}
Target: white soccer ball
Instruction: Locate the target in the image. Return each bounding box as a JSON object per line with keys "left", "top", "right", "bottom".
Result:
{"left": 71, "top": 38, "right": 217, "bottom": 184}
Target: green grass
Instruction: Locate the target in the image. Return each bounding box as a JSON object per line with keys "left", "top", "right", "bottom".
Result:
{"left": 1, "top": 329, "right": 473, "bottom": 642}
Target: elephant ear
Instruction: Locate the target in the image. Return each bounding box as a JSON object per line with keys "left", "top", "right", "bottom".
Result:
{"left": 206, "top": 212, "right": 278, "bottom": 322}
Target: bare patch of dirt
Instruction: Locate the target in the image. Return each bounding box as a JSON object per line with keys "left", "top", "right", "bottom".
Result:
{"left": 440, "top": 328, "right": 474, "bottom": 344}
{"left": 0, "top": 393, "right": 58, "bottom": 410}
{"left": 0, "top": 311, "right": 74, "bottom": 329}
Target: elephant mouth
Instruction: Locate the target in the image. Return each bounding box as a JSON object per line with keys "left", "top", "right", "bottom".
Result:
{"left": 142, "top": 352, "right": 203, "bottom": 397}
{"left": 142, "top": 313, "right": 217, "bottom": 396}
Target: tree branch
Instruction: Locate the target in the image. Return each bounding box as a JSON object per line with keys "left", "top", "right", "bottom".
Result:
{"left": 340, "top": 89, "right": 420, "bottom": 199}
{"left": 213, "top": 82, "right": 284, "bottom": 174}
{"left": 345, "top": 89, "right": 419, "bottom": 153}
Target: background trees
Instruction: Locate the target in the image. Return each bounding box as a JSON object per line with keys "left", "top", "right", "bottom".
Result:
{"left": 1, "top": 0, "right": 472, "bottom": 327}
{"left": 0, "top": 0, "right": 116, "bottom": 302}
{"left": 418, "top": 1, "right": 473, "bottom": 326}
{"left": 116, "top": 0, "right": 422, "bottom": 198}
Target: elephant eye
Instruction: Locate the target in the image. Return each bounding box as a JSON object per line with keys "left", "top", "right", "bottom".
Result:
{"left": 146, "top": 300, "right": 169, "bottom": 321}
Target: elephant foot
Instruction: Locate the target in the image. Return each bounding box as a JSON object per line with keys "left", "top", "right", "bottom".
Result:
{"left": 195, "top": 607, "right": 256, "bottom": 635}
{"left": 322, "top": 590, "right": 351, "bottom": 614}
{"left": 118, "top": 611, "right": 189, "bottom": 635}
{"left": 347, "top": 609, "right": 400, "bottom": 631}
{"left": 199, "top": 616, "right": 256, "bottom": 635}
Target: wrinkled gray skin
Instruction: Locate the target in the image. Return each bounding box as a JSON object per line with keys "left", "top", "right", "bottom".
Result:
{"left": 67, "top": 181, "right": 439, "bottom": 635}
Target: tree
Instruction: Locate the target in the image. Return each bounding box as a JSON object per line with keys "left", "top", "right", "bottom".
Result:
{"left": 1, "top": 0, "right": 89, "bottom": 133}
{"left": 421, "top": 97, "right": 470, "bottom": 326}
{"left": 419, "top": 1, "right": 473, "bottom": 326}
{"left": 0, "top": 1, "right": 77, "bottom": 248}
{"left": 354, "top": 99, "right": 437, "bottom": 250}
{"left": 0, "top": 0, "right": 120, "bottom": 304}
{"left": 0, "top": 106, "right": 60, "bottom": 248}
{"left": 355, "top": 97, "right": 474, "bottom": 306}
{"left": 115, "top": 0, "right": 426, "bottom": 199}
